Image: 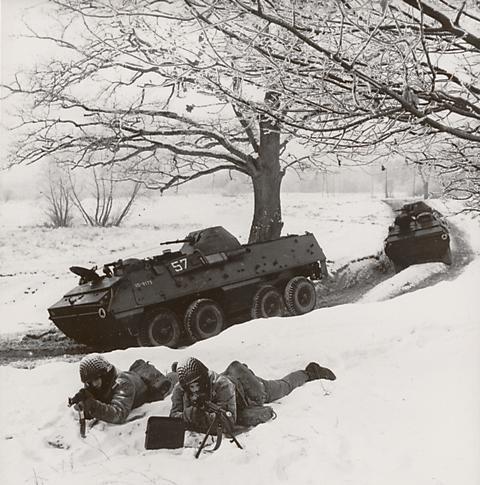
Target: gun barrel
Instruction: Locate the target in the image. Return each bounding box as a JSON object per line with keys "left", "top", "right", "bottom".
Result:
{"left": 160, "top": 237, "right": 194, "bottom": 246}
{"left": 68, "top": 395, "right": 83, "bottom": 407}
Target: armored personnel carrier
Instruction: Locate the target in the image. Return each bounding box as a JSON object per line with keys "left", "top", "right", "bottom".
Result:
{"left": 48, "top": 226, "right": 327, "bottom": 348}
{"left": 384, "top": 201, "right": 451, "bottom": 272}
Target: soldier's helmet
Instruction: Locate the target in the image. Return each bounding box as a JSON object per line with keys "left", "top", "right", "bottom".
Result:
{"left": 176, "top": 357, "right": 209, "bottom": 390}
{"left": 79, "top": 353, "right": 113, "bottom": 383}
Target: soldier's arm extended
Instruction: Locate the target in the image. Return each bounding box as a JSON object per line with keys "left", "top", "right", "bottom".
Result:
{"left": 83, "top": 376, "right": 135, "bottom": 424}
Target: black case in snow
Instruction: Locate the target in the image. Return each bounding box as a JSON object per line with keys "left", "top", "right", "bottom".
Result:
{"left": 144, "top": 416, "right": 185, "bottom": 450}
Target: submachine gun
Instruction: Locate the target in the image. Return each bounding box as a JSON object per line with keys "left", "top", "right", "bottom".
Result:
{"left": 68, "top": 389, "right": 90, "bottom": 438}
{"left": 195, "top": 401, "right": 243, "bottom": 459}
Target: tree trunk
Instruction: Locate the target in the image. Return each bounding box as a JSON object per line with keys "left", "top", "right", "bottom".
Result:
{"left": 249, "top": 169, "right": 284, "bottom": 243}
{"left": 248, "top": 92, "right": 284, "bottom": 243}
{"left": 423, "top": 181, "right": 429, "bottom": 199}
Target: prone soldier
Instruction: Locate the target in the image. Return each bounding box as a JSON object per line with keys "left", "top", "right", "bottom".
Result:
{"left": 69, "top": 354, "right": 176, "bottom": 435}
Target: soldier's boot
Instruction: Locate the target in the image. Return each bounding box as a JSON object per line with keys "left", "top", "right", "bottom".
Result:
{"left": 305, "top": 362, "right": 336, "bottom": 381}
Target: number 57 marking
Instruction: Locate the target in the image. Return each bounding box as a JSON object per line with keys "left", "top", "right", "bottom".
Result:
{"left": 171, "top": 258, "right": 188, "bottom": 272}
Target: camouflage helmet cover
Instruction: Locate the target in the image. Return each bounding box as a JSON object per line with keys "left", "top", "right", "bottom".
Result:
{"left": 176, "top": 357, "right": 209, "bottom": 389}
{"left": 79, "top": 353, "right": 113, "bottom": 383}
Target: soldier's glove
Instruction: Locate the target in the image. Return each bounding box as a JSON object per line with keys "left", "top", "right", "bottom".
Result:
{"left": 69, "top": 388, "right": 93, "bottom": 406}
{"left": 69, "top": 389, "right": 95, "bottom": 419}
{"left": 184, "top": 406, "right": 215, "bottom": 432}
{"left": 81, "top": 393, "right": 97, "bottom": 420}
{"left": 190, "top": 393, "right": 206, "bottom": 408}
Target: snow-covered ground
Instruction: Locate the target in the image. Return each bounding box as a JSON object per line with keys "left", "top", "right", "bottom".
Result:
{"left": 0, "top": 193, "right": 479, "bottom": 485}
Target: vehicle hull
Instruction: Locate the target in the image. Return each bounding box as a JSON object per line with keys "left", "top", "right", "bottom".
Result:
{"left": 48, "top": 227, "right": 327, "bottom": 347}
{"left": 384, "top": 202, "right": 451, "bottom": 271}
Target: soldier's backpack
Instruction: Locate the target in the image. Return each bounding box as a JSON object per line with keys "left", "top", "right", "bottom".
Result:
{"left": 222, "top": 361, "right": 276, "bottom": 427}
{"left": 237, "top": 405, "right": 276, "bottom": 427}
{"left": 129, "top": 359, "right": 176, "bottom": 402}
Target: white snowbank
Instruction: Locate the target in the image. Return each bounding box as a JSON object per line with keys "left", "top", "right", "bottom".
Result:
{"left": 359, "top": 262, "right": 448, "bottom": 302}
{"left": 1, "top": 258, "right": 479, "bottom": 485}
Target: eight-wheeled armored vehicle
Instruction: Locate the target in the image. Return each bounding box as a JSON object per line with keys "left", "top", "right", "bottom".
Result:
{"left": 48, "top": 226, "right": 327, "bottom": 348}
{"left": 384, "top": 201, "right": 451, "bottom": 272}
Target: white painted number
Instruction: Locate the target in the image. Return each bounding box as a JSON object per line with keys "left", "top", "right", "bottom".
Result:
{"left": 171, "top": 258, "right": 188, "bottom": 272}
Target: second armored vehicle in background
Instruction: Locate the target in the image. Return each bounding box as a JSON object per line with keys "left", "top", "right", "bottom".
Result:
{"left": 48, "top": 226, "right": 327, "bottom": 349}
{"left": 384, "top": 201, "right": 451, "bottom": 272}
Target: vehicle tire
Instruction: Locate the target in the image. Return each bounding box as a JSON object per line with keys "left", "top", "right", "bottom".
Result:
{"left": 251, "top": 285, "right": 285, "bottom": 319}
{"left": 184, "top": 298, "right": 224, "bottom": 342}
{"left": 137, "top": 309, "right": 182, "bottom": 348}
{"left": 284, "top": 276, "right": 316, "bottom": 315}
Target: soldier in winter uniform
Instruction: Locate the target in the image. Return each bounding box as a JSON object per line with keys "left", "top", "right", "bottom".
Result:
{"left": 73, "top": 354, "right": 174, "bottom": 424}
{"left": 170, "top": 357, "right": 336, "bottom": 431}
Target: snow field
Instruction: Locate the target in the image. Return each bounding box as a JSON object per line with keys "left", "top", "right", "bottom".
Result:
{"left": 0, "top": 193, "right": 479, "bottom": 485}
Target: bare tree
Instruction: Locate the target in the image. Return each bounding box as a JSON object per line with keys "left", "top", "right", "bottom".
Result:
{"left": 43, "top": 165, "right": 73, "bottom": 227}
{"left": 183, "top": 0, "right": 480, "bottom": 204}
{"left": 404, "top": 152, "right": 437, "bottom": 199}
{"left": 417, "top": 163, "right": 433, "bottom": 200}
{"left": 400, "top": 134, "right": 479, "bottom": 209}
{"left": 435, "top": 142, "right": 480, "bottom": 212}
{"left": 69, "top": 167, "right": 142, "bottom": 227}
{"left": 1, "top": 0, "right": 424, "bottom": 242}
{"left": 199, "top": 0, "right": 479, "bottom": 141}
{"left": 3, "top": 0, "right": 478, "bottom": 240}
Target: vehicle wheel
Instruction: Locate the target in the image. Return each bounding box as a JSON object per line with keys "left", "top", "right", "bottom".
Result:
{"left": 251, "top": 285, "right": 285, "bottom": 319}
{"left": 184, "top": 298, "right": 224, "bottom": 342}
{"left": 284, "top": 276, "right": 316, "bottom": 315}
{"left": 137, "top": 309, "right": 182, "bottom": 348}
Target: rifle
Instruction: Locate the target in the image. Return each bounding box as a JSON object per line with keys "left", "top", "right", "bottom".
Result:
{"left": 68, "top": 389, "right": 89, "bottom": 438}
{"left": 195, "top": 401, "right": 243, "bottom": 459}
